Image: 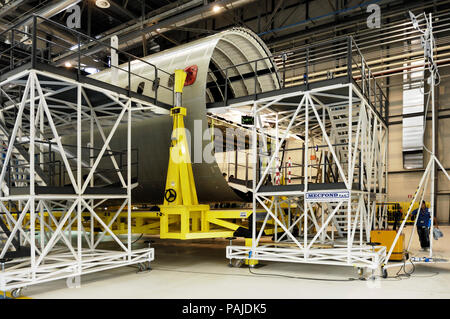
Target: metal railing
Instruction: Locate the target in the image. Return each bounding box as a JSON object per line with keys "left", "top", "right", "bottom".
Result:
{"left": 351, "top": 38, "right": 388, "bottom": 122}
{"left": 206, "top": 35, "right": 388, "bottom": 122}
{"left": 4, "top": 140, "right": 139, "bottom": 189}
{"left": 224, "top": 144, "right": 366, "bottom": 188}
{"left": 0, "top": 15, "right": 174, "bottom": 105}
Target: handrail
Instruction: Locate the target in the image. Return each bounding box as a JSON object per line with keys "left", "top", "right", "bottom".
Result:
{"left": 35, "top": 15, "right": 172, "bottom": 77}
{"left": 207, "top": 34, "right": 388, "bottom": 121}
{"left": 0, "top": 14, "right": 174, "bottom": 107}
{"left": 5, "top": 140, "right": 139, "bottom": 188}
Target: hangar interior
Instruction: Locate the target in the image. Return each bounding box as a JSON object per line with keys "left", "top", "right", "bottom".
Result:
{"left": 0, "top": 0, "right": 449, "bottom": 299}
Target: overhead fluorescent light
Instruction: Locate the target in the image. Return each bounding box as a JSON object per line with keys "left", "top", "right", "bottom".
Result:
{"left": 84, "top": 67, "right": 99, "bottom": 74}
{"left": 96, "top": 0, "right": 111, "bottom": 9}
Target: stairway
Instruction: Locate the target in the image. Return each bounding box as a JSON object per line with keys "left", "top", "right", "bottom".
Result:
{"left": 0, "top": 122, "right": 48, "bottom": 192}
{"left": 0, "top": 213, "right": 30, "bottom": 259}
{"left": 326, "top": 104, "right": 361, "bottom": 184}
{"left": 328, "top": 201, "right": 365, "bottom": 239}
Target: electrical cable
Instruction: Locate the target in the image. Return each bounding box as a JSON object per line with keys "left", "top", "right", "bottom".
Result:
{"left": 129, "top": 260, "right": 440, "bottom": 281}
{"left": 144, "top": 265, "right": 359, "bottom": 282}
{"left": 407, "top": 13, "right": 441, "bottom": 150}
{"left": 117, "top": 233, "right": 143, "bottom": 247}
{"left": 395, "top": 255, "right": 442, "bottom": 279}
{"left": 131, "top": 233, "right": 144, "bottom": 245}
{"left": 411, "top": 271, "right": 440, "bottom": 278}
{"left": 394, "top": 257, "right": 415, "bottom": 279}
{"left": 134, "top": 266, "right": 263, "bottom": 278}
{"left": 246, "top": 265, "right": 358, "bottom": 282}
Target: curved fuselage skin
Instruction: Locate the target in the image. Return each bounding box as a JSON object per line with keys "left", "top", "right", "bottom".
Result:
{"left": 76, "top": 28, "right": 279, "bottom": 204}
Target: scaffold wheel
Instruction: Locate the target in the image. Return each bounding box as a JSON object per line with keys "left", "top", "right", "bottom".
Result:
{"left": 11, "top": 288, "right": 22, "bottom": 298}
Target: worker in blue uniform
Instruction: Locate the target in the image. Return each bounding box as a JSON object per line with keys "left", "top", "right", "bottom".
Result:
{"left": 1, "top": 141, "right": 5, "bottom": 163}
{"left": 411, "top": 201, "right": 439, "bottom": 251}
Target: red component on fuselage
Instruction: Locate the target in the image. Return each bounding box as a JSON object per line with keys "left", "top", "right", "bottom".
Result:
{"left": 184, "top": 65, "right": 198, "bottom": 86}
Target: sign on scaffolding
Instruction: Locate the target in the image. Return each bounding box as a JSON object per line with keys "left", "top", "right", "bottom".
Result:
{"left": 305, "top": 190, "right": 350, "bottom": 202}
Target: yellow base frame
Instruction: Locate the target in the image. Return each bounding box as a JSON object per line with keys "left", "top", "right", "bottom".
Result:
{"left": 13, "top": 203, "right": 293, "bottom": 242}
{"left": 159, "top": 205, "right": 262, "bottom": 239}
{"left": 13, "top": 205, "right": 274, "bottom": 240}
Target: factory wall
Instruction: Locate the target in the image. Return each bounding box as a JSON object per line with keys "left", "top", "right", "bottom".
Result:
{"left": 387, "top": 67, "right": 450, "bottom": 223}
{"left": 189, "top": 0, "right": 450, "bottom": 221}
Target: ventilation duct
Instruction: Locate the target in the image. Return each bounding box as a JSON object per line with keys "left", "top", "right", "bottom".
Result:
{"left": 402, "top": 59, "right": 425, "bottom": 169}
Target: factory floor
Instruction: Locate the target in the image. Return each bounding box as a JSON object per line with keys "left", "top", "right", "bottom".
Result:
{"left": 23, "top": 225, "right": 450, "bottom": 299}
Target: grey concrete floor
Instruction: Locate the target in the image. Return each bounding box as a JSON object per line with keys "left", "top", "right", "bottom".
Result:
{"left": 23, "top": 225, "right": 450, "bottom": 299}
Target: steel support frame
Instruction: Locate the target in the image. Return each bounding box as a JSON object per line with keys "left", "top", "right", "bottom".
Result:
{"left": 0, "top": 70, "right": 155, "bottom": 292}
{"left": 227, "top": 83, "right": 388, "bottom": 271}
{"left": 384, "top": 13, "right": 450, "bottom": 268}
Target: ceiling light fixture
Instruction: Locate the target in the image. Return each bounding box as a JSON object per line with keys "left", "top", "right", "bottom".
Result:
{"left": 95, "top": 0, "right": 111, "bottom": 9}
{"left": 65, "top": 62, "right": 72, "bottom": 68}
{"left": 212, "top": 5, "right": 222, "bottom": 13}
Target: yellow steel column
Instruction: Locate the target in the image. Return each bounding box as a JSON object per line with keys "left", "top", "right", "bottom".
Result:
{"left": 160, "top": 69, "right": 209, "bottom": 239}
{"left": 245, "top": 238, "right": 258, "bottom": 266}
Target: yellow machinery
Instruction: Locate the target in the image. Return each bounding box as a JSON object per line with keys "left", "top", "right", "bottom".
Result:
{"left": 158, "top": 69, "right": 211, "bottom": 239}
{"left": 377, "top": 201, "right": 430, "bottom": 225}
{"left": 158, "top": 69, "right": 256, "bottom": 240}
{"left": 371, "top": 230, "right": 405, "bottom": 261}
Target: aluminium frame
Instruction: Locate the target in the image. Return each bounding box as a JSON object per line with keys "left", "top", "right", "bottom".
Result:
{"left": 0, "top": 68, "right": 163, "bottom": 293}
{"left": 226, "top": 82, "right": 388, "bottom": 273}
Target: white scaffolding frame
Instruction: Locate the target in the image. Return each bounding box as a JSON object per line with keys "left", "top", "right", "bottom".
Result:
{"left": 383, "top": 12, "right": 450, "bottom": 269}
{"left": 0, "top": 69, "right": 161, "bottom": 293}
{"left": 227, "top": 82, "right": 388, "bottom": 272}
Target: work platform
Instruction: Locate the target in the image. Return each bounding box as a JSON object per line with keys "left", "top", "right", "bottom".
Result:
{"left": 201, "top": 35, "right": 390, "bottom": 272}
{"left": 0, "top": 16, "right": 176, "bottom": 294}
{"left": 224, "top": 82, "right": 389, "bottom": 271}
{"left": 0, "top": 14, "right": 391, "bottom": 296}
{"left": 0, "top": 67, "right": 158, "bottom": 293}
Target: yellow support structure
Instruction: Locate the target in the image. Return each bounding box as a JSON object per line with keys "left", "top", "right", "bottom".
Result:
{"left": 244, "top": 238, "right": 258, "bottom": 266}
{"left": 159, "top": 69, "right": 214, "bottom": 239}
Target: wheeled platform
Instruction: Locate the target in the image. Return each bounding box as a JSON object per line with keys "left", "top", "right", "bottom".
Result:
{"left": 214, "top": 36, "right": 390, "bottom": 272}
{"left": 0, "top": 15, "right": 169, "bottom": 293}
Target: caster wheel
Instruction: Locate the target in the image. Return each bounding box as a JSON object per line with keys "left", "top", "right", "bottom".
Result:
{"left": 357, "top": 267, "right": 365, "bottom": 280}
{"left": 11, "top": 288, "right": 22, "bottom": 298}
{"left": 138, "top": 263, "right": 146, "bottom": 272}
{"left": 137, "top": 262, "right": 151, "bottom": 272}
{"left": 381, "top": 268, "right": 388, "bottom": 279}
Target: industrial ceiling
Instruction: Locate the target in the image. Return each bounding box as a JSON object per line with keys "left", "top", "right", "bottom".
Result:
{"left": 0, "top": 0, "right": 448, "bottom": 90}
